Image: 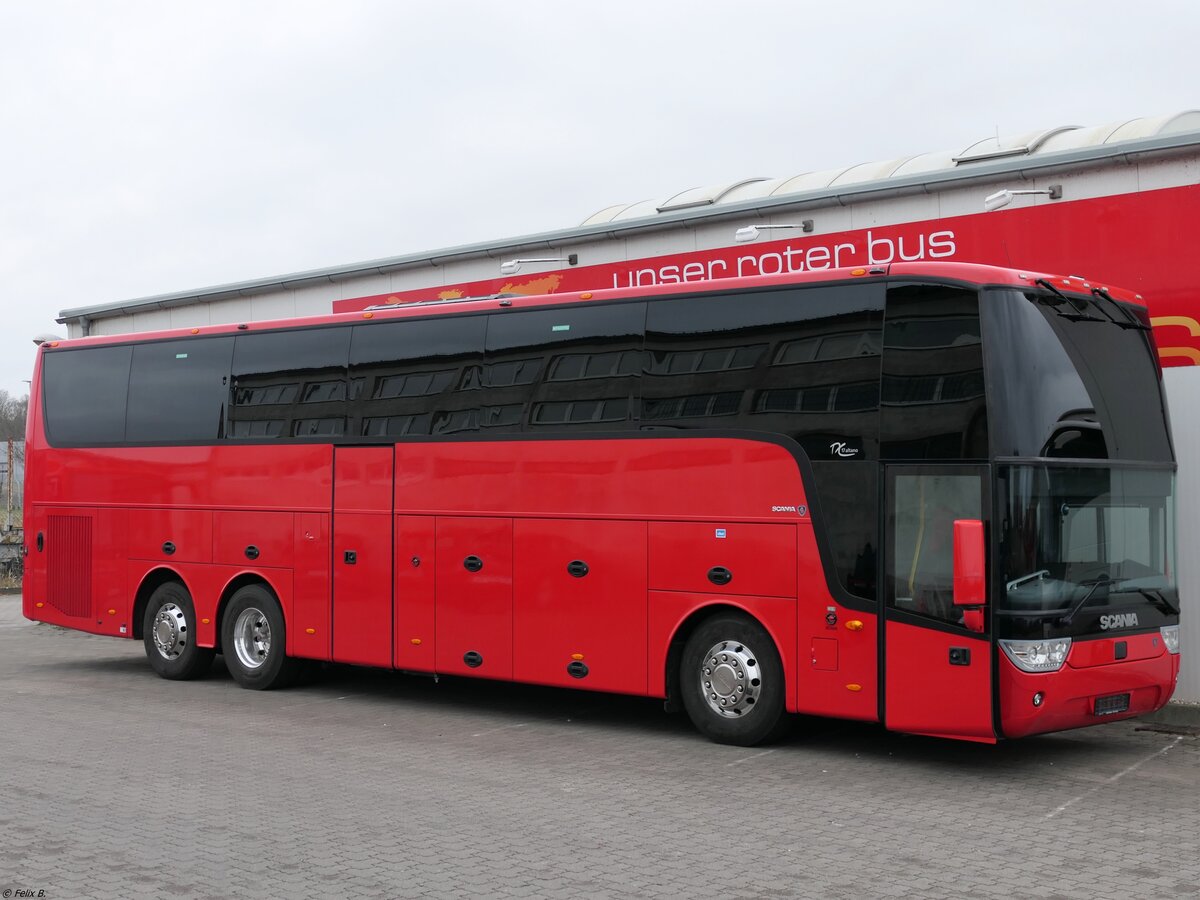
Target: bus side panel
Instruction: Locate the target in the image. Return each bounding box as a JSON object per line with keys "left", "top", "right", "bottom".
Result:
{"left": 648, "top": 522, "right": 796, "bottom": 598}
{"left": 648, "top": 591, "right": 797, "bottom": 711}
{"left": 435, "top": 517, "right": 513, "bottom": 679}
{"left": 392, "top": 437, "right": 807, "bottom": 521}
{"left": 794, "top": 523, "right": 879, "bottom": 722}
{"left": 128, "top": 507, "right": 213, "bottom": 564}
{"left": 214, "top": 510, "right": 295, "bottom": 569}
{"left": 393, "top": 516, "right": 436, "bottom": 672}
{"left": 513, "top": 518, "right": 648, "bottom": 694}
{"left": 22, "top": 504, "right": 47, "bottom": 623}
{"left": 291, "top": 512, "right": 330, "bottom": 660}
{"left": 93, "top": 507, "right": 130, "bottom": 636}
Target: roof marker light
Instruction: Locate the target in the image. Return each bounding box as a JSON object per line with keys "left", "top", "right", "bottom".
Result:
{"left": 363, "top": 312, "right": 374, "bottom": 319}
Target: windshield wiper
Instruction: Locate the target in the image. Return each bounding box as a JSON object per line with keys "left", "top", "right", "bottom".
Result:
{"left": 1032, "top": 280, "right": 1102, "bottom": 321}
{"left": 1090, "top": 287, "right": 1151, "bottom": 331}
{"left": 1058, "top": 574, "right": 1111, "bottom": 625}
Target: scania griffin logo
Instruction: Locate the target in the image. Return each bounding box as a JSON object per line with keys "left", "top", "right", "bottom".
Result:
{"left": 1099, "top": 613, "right": 1139, "bottom": 630}
{"left": 771, "top": 504, "right": 808, "bottom": 516}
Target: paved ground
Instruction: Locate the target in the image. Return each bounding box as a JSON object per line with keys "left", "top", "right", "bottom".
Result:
{"left": 1, "top": 593, "right": 1198, "bottom": 900}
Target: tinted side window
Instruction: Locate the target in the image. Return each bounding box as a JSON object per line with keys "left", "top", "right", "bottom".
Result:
{"left": 643, "top": 284, "right": 884, "bottom": 461}
{"left": 349, "top": 316, "right": 486, "bottom": 436}
{"left": 484, "top": 303, "right": 644, "bottom": 432}
{"left": 644, "top": 283, "right": 884, "bottom": 601}
{"left": 230, "top": 327, "right": 351, "bottom": 439}
{"left": 42, "top": 345, "right": 132, "bottom": 446}
{"left": 881, "top": 285, "right": 987, "bottom": 460}
{"left": 126, "top": 337, "right": 234, "bottom": 442}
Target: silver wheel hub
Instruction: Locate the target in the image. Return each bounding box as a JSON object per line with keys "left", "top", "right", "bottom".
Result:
{"left": 152, "top": 602, "right": 188, "bottom": 660}
{"left": 232, "top": 607, "right": 272, "bottom": 670}
{"left": 700, "top": 640, "right": 762, "bottom": 718}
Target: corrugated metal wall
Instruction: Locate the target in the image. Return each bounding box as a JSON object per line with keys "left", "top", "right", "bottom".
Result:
{"left": 1164, "top": 368, "right": 1198, "bottom": 703}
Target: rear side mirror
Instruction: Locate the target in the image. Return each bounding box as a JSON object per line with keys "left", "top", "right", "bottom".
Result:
{"left": 953, "top": 519, "right": 986, "bottom": 633}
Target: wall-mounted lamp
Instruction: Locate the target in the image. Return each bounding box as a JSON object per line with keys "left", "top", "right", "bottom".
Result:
{"left": 499, "top": 253, "right": 579, "bottom": 275}
{"left": 734, "top": 221, "right": 815, "bottom": 243}
{"left": 983, "top": 184, "right": 1063, "bottom": 212}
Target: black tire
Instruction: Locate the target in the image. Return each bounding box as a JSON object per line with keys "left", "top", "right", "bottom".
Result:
{"left": 142, "top": 581, "right": 215, "bottom": 681}
{"left": 221, "top": 583, "right": 302, "bottom": 690}
{"left": 679, "top": 614, "right": 790, "bottom": 746}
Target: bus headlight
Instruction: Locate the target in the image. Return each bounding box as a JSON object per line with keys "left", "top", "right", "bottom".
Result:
{"left": 1161, "top": 625, "right": 1180, "bottom": 655}
{"left": 999, "top": 638, "right": 1072, "bottom": 673}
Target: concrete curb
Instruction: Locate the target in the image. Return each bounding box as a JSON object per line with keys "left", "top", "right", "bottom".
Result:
{"left": 1141, "top": 701, "right": 1200, "bottom": 728}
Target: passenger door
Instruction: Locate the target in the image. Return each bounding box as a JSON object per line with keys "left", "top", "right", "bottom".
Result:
{"left": 883, "top": 466, "right": 994, "bottom": 740}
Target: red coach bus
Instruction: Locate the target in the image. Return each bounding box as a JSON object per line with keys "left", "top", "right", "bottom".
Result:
{"left": 23, "top": 262, "right": 1181, "bottom": 744}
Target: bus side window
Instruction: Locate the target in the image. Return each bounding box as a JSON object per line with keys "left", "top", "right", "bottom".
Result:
{"left": 484, "top": 302, "right": 645, "bottom": 432}
{"left": 42, "top": 345, "right": 132, "bottom": 446}
{"left": 230, "top": 327, "right": 351, "bottom": 440}
{"left": 349, "top": 316, "right": 487, "bottom": 437}
{"left": 126, "top": 337, "right": 235, "bottom": 443}
{"left": 881, "top": 285, "right": 987, "bottom": 461}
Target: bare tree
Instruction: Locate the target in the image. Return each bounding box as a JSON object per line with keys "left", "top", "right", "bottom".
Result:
{"left": 0, "top": 391, "right": 27, "bottom": 440}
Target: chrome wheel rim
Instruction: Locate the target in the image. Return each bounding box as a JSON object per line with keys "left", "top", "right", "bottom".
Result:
{"left": 232, "top": 607, "right": 271, "bottom": 670}
{"left": 699, "top": 640, "right": 763, "bottom": 717}
{"left": 152, "top": 602, "right": 188, "bottom": 660}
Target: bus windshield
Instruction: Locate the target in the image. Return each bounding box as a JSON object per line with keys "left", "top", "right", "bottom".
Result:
{"left": 997, "top": 464, "right": 1178, "bottom": 640}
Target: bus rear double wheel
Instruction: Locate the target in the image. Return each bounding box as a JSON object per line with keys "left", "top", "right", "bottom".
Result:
{"left": 221, "top": 584, "right": 304, "bottom": 690}
{"left": 680, "top": 613, "right": 789, "bottom": 746}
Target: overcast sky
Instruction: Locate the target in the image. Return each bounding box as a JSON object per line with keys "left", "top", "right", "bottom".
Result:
{"left": 1, "top": 0, "right": 1197, "bottom": 399}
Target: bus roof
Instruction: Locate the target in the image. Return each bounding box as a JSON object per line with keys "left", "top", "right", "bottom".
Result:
{"left": 41, "top": 261, "right": 1143, "bottom": 352}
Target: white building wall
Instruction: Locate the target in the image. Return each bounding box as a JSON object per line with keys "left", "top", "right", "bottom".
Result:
{"left": 1163, "top": 367, "right": 1200, "bottom": 704}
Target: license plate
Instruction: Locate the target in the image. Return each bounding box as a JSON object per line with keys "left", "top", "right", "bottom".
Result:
{"left": 1094, "top": 693, "right": 1131, "bottom": 716}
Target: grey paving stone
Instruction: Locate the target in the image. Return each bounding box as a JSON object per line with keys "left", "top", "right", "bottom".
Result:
{"left": 1, "top": 594, "right": 1198, "bottom": 900}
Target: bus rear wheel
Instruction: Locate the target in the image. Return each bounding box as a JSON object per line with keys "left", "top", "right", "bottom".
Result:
{"left": 221, "top": 584, "right": 302, "bottom": 690}
{"left": 679, "top": 614, "right": 789, "bottom": 746}
{"left": 143, "top": 581, "right": 215, "bottom": 681}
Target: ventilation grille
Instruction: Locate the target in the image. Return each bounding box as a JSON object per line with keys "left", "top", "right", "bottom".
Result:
{"left": 47, "top": 515, "right": 93, "bottom": 618}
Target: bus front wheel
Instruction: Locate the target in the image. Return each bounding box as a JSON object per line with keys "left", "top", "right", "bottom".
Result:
{"left": 143, "top": 581, "right": 215, "bottom": 681}
{"left": 679, "top": 614, "right": 789, "bottom": 746}
{"left": 221, "top": 584, "right": 302, "bottom": 690}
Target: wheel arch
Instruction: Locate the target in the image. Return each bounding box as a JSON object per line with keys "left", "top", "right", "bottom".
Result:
{"left": 214, "top": 571, "right": 285, "bottom": 654}
{"left": 132, "top": 566, "right": 191, "bottom": 640}
{"left": 663, "top": 600, "right": 795, "bottom": 715}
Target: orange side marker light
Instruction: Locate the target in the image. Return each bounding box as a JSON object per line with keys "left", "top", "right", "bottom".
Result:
{"left": 846, "top": 683, "right": 863, "bottom": 692}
